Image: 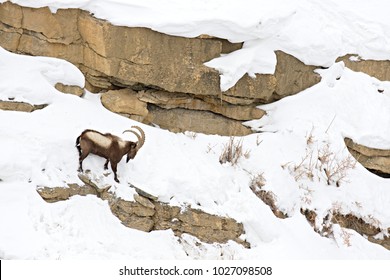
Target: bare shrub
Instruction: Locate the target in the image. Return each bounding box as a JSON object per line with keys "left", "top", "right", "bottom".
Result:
{"left": 288, "top": 142, "right": 356, "bottom": 187}
{"left": 340, "top": 228, "right": 352, "bottom": 247}
{"left": 305, "top": 127, "right": 315, "bottom": 146}
{"left": 219, "top": 137, "right": 250, "bottom": 165}
{"left": 317, "top": 144, "right": 357, "bottom": 186}
{"left": 291, "top": 148, "right": 316, "bottom": 182}
{"left": 299, "top": 184, "right": 314, "bottom": 205}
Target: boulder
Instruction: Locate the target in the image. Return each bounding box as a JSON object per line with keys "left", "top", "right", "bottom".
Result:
{"left": 100, "top": 88, "right": 148, "bottom": 121}
{"left": 55, "top": 83, "right": 84, "bottom": 96}
{"left": 0, "top": 100, "right": 47, "bottom": 112}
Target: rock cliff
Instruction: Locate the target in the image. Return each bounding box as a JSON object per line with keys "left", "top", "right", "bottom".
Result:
{"left": 1, "top": 2, "right": 390, "bottom": 136}
{"left": 37, "top": 181, "right": 249, "bottom": 248}
{"left": 0, "top": 1, "right": 320, "bottom": 135}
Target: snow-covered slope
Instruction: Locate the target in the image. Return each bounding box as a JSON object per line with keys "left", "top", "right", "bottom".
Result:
{"left": 0, "top": 47, "right": 389, "bottom": 259}
{"left": 0, "top": 0, "right": 389, "bottom": 260}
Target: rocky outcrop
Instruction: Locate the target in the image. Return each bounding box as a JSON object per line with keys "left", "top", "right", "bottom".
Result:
{"left": 345, "top": 137, "right": 390, "bottom": 177}
{"left": 338, "top": 55, "right": 390, "bottom": 83}
{"left": 37, "top": 181, "right": 249, "bottom": 247}
{"left": 300, "top": 208, "right": 390, "bottom": 250}
{"left": 100, "top": 88, "right": 148, "bottom": 122}
{"left": 0, "top": 1, "right": 321, "bottom": 135}
{"left": 0, "top": 100, "right": 47, "bottom": 112}
{"left": 55, "top": 83, "right": 84, "bottom": 97}
{"left": 332, "top": 213, "right": 390, "bottom": 250}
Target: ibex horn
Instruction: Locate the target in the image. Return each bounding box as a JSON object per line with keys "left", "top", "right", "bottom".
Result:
{"left": 123, "top": 126, "right": 145, "bottom": 151}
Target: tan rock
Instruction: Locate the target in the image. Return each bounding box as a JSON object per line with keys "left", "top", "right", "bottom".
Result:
{"left": 77, "top": 11, "right": 107, "bottom": 56}
{"left": 121, "top": 216, "right": 155, "bottom": 232}
{"left": 0, "top": 24, "right": 22, "bottom": 52}
{"left": 115, "top": 199, "right": 155, "bottom": 217}
{"left": 79, "top": 65, "right": 114, "bottom": 92}
{"left": 36, "top": 184, "right": 248, "bottom": 245}
{"left": 210, "top": 94, "right": 257, "bottom": 106}
{"left": 138, "top": 90, "right": 265, "bottom": 121}
{"left": 100, "top": 88, "right": 148, "bottom": 119}
{"left": 273, "top": 51, "right": 321, "bottom": 99}
{"left": 0, "top": 2, "right": 327, "bottom": 136}
{"left": 55, "top": 83, "right": 84, "bottom": 96}
{"left": 0, "top": 100, "right": 34, "bottom": 112}
{"left": 20, "top": 6, "right": 80, "bottom": 45}
{"left": 134, "top": 194, "right": 155, "bottom": 209}
{"left": 225, "top": 73, "right": 276, "bottom": 101}
{"left": 0, "top": 100, "right": 47, "bottom": 112}
{"left": 338, "top": 54, "right": 390, "bottom": 82}
{"left": 18, "top": 33, "right": 83, "bottom": 62}
{"left": 37, "top": 184, "right": 97, "bottom": 203}
{"left": 345, "top": 137, "right": 390, "bottom": 175}
{"left": 147, "top": 106, "right": 253, "bottom": 136}
{"left": 131, "top": 184, "right": 158, "bottom": 201}
{"left": 82, "top": 45, "right": 119, "bottom": 76}
{"left": 0, "top": 2, "right": 22, "bottom": 28}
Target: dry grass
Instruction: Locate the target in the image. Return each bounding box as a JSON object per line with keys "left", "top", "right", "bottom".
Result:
{"left": 219, "top": 137, "right": 250, "bottom": 165}
{"left": 256, "top": 134, "right": 263, "bottom": 146}
{"left": 317, "top": 144, "right": 357, "bottom": 186}
{"left": 288, "top": 143, "right": 356, "bottom": 187}
{"left": 305, "top": 127, "right": 315, "bottom": 146}
{"left": 299, "top": 184, "right": 314, "bottom": 205}
{"left": 340, "top": 228, "right": 352, "bottom": 247}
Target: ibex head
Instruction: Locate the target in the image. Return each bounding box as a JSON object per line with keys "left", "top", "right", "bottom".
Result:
{"left": 123, "top": 126, "right": 146, "bottom": 162}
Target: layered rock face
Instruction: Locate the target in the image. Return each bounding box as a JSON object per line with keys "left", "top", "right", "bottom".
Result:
{"left": 338, "top": 55, "right": 390, "bottom": 83}
{"left": 37, "top": 183, "right": 249, "bottom": 247}
{"left": 345, "top": 137, "right": 390, "bottom": 177}
{"left": 0, "top": 1, "right": 321, "bottom": 135}
{"left": 0, "top": 100, "right": 47, "bottom": 112}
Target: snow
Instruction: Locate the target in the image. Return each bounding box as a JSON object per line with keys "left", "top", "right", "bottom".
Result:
{"left": 0, "top": 0, "right": 390, "bottom": 260}
{"left": 4, "top": 0, "right": 390, "bottom": 90}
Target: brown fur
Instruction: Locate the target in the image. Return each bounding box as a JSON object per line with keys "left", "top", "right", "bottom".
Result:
{"left": 76, "top": 126, "right": 145, "bottom": 183}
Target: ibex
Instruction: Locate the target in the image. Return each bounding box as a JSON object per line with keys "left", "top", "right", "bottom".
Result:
{"left": 76, "top": 126, "right": 145, "bottom": 183}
